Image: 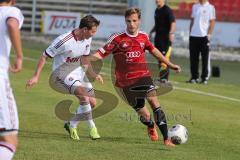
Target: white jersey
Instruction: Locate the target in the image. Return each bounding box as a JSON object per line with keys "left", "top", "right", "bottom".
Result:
{"left": 0, "top": 6, "right": 23, "bottom": 134}
{"left": 45, "top": 31, "right": 93, "bottom": 94}
{"left": 0, "top": 6, "right": 24, "bottom": 76}
{"left": 44, "top": 31, "right": 92, "bottom": 71}
{"left": 190, "top": 2, "right": 216, "bottom": 37}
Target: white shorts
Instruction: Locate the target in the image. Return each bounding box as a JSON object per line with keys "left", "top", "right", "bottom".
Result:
{"left": 0, "top": 77, "right": 19, "bottom": 136}
{"left": 49, "top": 66, "right": 93, "bottom": 95}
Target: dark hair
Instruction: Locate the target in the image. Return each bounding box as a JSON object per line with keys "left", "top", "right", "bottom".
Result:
{"left": 0, "top": 0, "right": 11, "bottom": 3}
{"left": 79, "top": 15, "right": 100, "bottom": 30}
{"left": 125, "top": 7, "right": 141, "bottom": 19}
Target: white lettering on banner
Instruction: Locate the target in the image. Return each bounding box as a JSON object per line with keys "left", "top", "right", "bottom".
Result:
{"left": 42, "top": 12, "right": 125, "bottom": 38}
{"left": 42, "top": 11, "right": 81, "bottom": 35}
{"left": 49, "top": 16, "right": 77, "bottom": 30}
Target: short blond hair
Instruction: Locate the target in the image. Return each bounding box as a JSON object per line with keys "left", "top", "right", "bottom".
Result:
{"left": 125, "top": 7, "right": 141, "bottom": 19}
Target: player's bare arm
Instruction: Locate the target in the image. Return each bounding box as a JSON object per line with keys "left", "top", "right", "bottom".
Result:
{"left": 149, "top": 25, "right": 156, "bottom": 38}
{"left": 26, "top": 55, "right": 48, "bottom": 88}
{"left": 207, "top": 19, "right": 215, "bottom": 40}
{"left": 151, "top": 48, "right": 181, "bottom": 73}
{"left": 169, "top": 22, "right": 176, "bottom": 43}
{"left": 81, "top": 53, "right": 103, "bottom": 84}
{"left": 189, "top": 18, "right": 194, "bottom": 34}
{"left": 7, "top": 17, "right": 23, "bottom": 73}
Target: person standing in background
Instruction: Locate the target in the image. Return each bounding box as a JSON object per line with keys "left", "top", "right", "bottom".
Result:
{"left": 187, "top": 0, "right": 216, "bottom": 84}
{"left": 149, "top": 0, "right": 176, "bottom": 83}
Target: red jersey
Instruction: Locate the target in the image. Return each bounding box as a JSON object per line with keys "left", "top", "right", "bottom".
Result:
{"left": 97, "top": 31, "right": 155, "bottom": 88}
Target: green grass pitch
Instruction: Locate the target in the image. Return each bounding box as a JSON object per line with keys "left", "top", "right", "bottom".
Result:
{"left": 10, "top": 42, "right": 240, "bottom": 160}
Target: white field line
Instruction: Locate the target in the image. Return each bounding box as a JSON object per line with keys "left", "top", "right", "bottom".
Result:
{"left": 173, "top": 86, "right": 240, "bottom": 103}
{"left": 19, "top": 55, "right": 52, "bottom": 65}
{"left": 18, "top": 55, "right": 240, "bottom": 103}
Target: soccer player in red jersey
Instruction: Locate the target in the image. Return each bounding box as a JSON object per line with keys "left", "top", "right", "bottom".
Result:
{"left": 82, "top": 8, "right": 181, "bottom": 146}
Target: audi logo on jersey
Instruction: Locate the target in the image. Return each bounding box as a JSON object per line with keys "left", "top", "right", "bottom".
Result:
{"left": 126, "top": 51, "right": 141, "bottom": 58}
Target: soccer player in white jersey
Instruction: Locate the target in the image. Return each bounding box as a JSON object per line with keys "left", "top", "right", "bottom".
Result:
{"left": 0, "top": 0, "right": 24, "bottom": 159}
{"left": 26, "top": 15, "right": 103, "bottom": 140}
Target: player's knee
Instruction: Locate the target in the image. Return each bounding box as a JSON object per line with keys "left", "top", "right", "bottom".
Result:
{"left": 0, "top": 134, "right": 18, "bottom": 148}
{"left": 12, "top": 137, "right": 18, "bottom": 148}
{"left": 78, "top": 96, "right": 90, "bottom": 104}
{"left": 89, "top": 98, "right": 96, "bottom": 108}
{"left": 147, "top": 97, "right": 154, "bottom": 105}
{"left": 74, "top": 86, "right": 88, "bottom": 97}
{"left": 139, "top": 110, "right": 151, "bottom": 121}
{"left": 144, "top": 112, "right": 151, "bottom": 120}
{"left": 147, "top": 96, "right": 159, "bottom": 108}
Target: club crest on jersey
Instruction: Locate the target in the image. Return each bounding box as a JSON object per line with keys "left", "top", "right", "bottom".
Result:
{"left": 69, "top": 77, "right": 74, "bottom": 81}
{"left": 86, "top": 44, "right": 90, "bottom": 50}
{"left": 140, "top": 43, "right": 145, "bottom": 49}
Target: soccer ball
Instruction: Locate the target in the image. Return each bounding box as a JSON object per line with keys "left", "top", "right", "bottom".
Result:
{"left": 168, "top": 124, "right": 188, "bottom": 145}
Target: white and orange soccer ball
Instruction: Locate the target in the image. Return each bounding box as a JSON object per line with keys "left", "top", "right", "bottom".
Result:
{"left": 168, "top": 124, "right": 188, "bottom": 145}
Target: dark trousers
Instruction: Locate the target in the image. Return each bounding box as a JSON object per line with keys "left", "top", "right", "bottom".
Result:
{"left": 155, "top": 37, "right": 172, "bottom": 80}
{"left": 189, "top": 36, "right": 210, "bottom": 80}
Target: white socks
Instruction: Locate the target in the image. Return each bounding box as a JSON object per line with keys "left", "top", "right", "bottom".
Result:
{"left": 70, "top": 103, "right": 96, "bottom": 129}
{"left": 0, "top": 142, "right": 16, "bottom": 160}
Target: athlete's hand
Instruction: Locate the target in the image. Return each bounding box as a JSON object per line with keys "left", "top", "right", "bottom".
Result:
{"left": 26, "top": 76, "right": 39, "bottom": 89}
{"left": 172, "top": 64, "right": 181, "bottom": 73}
{"left": 207, "top": 34, "right": 211, "bottom": 41}
{"left": 10, "top": 56, "right": 22, "bottom": 73}
{"left": 95, "top": 74, "right": 103, "bottom": 84}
